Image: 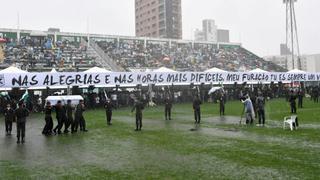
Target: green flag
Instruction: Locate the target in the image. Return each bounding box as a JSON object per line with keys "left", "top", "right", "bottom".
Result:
{"left": 20, "top": 90, "right": 29, "bottom": 103}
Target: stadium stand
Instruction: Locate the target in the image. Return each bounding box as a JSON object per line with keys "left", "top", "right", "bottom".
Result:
{"left": 0, "top": 29, "right": 286, "bottom": 72}
{"left": 95, "top": 39, "right": 286, "bottom": 72}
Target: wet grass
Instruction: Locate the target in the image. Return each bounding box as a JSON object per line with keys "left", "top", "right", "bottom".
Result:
{"left": 0, "top": 98, "right": 319, "bottom": 179}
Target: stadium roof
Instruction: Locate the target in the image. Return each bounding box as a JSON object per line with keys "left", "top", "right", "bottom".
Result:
{"left": 84, "top": 67, "right": 112, "bottom": 73}
{"left": 0, "top": 66, "right": 28, "bottom": 73}
{"left": 249, "top": 68, "right": 268, "bottom": 73}
{"left": 205, "top": 67, "right": 227, "bottom": 73}
{"left": 153, "top": 67, "right": 177, "bottom": 72}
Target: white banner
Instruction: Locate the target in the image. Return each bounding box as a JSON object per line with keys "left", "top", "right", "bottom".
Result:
{"left": 0, "top": 72, "right": 319, "bottom": 88}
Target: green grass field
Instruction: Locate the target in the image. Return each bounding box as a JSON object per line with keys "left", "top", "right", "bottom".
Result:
{"left": 0, "top": 98, "right": 320, "bottom": 179}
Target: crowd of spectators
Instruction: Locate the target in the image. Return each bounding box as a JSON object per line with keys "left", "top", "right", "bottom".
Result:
{"left": 96, "top": 39, "right": 285, "bottom": 72}
{"left": 1, "top": 36, "right": 96, "bottom": 71}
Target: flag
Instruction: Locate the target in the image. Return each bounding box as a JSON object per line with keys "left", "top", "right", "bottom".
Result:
{"left": 20, "top": 90, "right": 29, "bottom": 103}
{"left": 0, "top": 91, "right": 10, "bottom": 101}
{"left": 104, "top": 90, "right": 109, "bottom": 100}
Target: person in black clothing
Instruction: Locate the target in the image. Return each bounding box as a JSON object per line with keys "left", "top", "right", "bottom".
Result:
{"left": 251, "top": 94, "right": 257, "bottom": 118}
{"left": 256, "top": 92, "right": 265, "bottom": 126}
{"left": 131, "top": 99, "right": 144, "bottom": 131}
{"left": 64, "top": 100, "right": 74, "bottom": 133}
{"left": 313, "top": 87, "right": 319, "bottom": 103}
{"left": 53, "top": 101, "right": 65, "bottom": 134}
{"left": 219, "top": 93, "right": 225, "bottom": 116}
{"left": 164, "top": 97, "right": 172, "bottom": 120}
{"left": 193, "top": 95, "right": 202, "bottom": 124}
{"left": 75, "top": 100, "right": 87, "bottom": 132}
{"left": 15, "top": 101, "right": 29, "bottom": 144}
{"left": 297, "top": 90, "right": 303, "bottom": 108}
{"left": 104, "top": 99, "right": 113, "bottom": 125}
{"left": 42, "top": 101, "right": 53, "bottom": 136}
{"left": 289, "top": 91, "right": 297, "bottom": 114}
{"left": 4, "top": 104, "right": 15, "bottom": 135}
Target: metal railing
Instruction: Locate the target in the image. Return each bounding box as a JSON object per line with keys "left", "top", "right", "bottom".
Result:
{"left": 88, "top": 40, "right": 124, "bottom": 71}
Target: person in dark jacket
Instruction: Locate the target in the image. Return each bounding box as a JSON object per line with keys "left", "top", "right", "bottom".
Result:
{"left": 64, "top": 100, "right": 74, "bottom": 133}
{"left": 164, "top": 97, "right": 172, "bottom": 120}
{"left": 15, "top": 101, "right": 29, "bottom": 144}
{"left": 193, "top": 95, "right": 202, "bottom": 124}
{"left": 219, "top": 93, "right": 225, "bottom": 116}
{"left": 4, "top": 103, "right": 15, "bottom": 135}
{"left": 75, "top": 100, "right": 87, "bottom": 132}
{"left": 53, "top": 101, "right": 65, "bottom": 134}
{"left": 256, "top": 92, "right": 265, "bottom": 126}
{"left": 104, "top": 99, "right": 113, "bottom": 125}
{"left": 131, "top": 99, "right": 144, "bottom": 131}
{"left": 289, "top": 91, "right": 297, "bottom": 114}
{"left": 42, "top": 101, "right": 53, "bottom": 136}
{"left": 297, "top": 90, "right": 303, "bottom": 108}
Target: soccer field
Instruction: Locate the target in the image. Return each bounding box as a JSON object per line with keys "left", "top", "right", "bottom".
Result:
{"left": 0, "top": 98, "right": 320, "bottom": 179}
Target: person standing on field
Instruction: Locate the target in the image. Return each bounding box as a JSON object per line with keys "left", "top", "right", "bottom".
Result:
{"left": 131, "top": 99, "right": 144, "bottom": 131}
{"left": 104, "top": 99, "right": 114, "bottom": 125}
{"left": 4, "top": 103, "right": 15, "bottom": 136}
{"left": 164, "top": 96, "right": 172, "bottom": 120}
{"left": 15, "top": 101, "right": 29, "bottom": 144}
{"left": 256, "top": 92, "right": 265, "bottom": 126}
{"left": 193, "top": 95, "right": 202, "bottom": 124}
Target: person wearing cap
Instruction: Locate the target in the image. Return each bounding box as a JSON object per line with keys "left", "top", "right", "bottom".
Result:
{"left": 241, "top": 95, "right": 255, "bottom": 125}
{"left": 193, "top": 95, "right": 202, "bottom": 124}
{"left": 131, "top": 99, "right": 144, "bottom": 131}
{"left": 64, "top": 100, "right": 74, "bottom": 133}
{"left": 42, "top": 101, "right": 53, "bottom": 135}
{"left": 14, "top": 101, "right": 29, "bottom": 144}
{"left": 104, "top": 99, "right": 114, "bottom": 125}
{"left": 4, "top": 103, "right": 15, "bottom": 136}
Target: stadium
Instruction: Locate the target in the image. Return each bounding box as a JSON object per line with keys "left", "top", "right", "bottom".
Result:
{"left": 0, "top": 0, "right": 320, "bottom": 179}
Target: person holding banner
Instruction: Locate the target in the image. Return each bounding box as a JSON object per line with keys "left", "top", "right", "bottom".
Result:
{"left": 193, "top": 95, "right": 202, "bottom": 124}
{"left": 131, "top": 99, "right": 144, "bottom": 131}
{"left": 42, "top": 101, "right": 53, "bottom": 136}
{"left": 15, "top": 101, "right": 29, "bottom": 144}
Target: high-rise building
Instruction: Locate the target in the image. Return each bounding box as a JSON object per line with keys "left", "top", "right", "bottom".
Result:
{"left": 202, "top": 19, "right": 217, "bottom": 42}
{"left": 280, "top": 43, "right": 291, "bottom": 55}
{"left": 135, "top": 0, "right": 182, "bottom": 39}
{"left": 217, "top": 29, "right": 229, "bottom": 43}
{"left": 194, "top": 29, "right": 205, "bottom": 41}
{"left": 194, "top": 19, "right": 230, "bottom": 43}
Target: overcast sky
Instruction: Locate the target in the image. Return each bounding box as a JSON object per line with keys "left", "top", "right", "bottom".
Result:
{"left": 0, "top": 0, "right": 319, "bottom": 57}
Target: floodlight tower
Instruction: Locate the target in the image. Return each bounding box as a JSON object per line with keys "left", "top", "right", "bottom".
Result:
{"left": 283, "top": 0, "right": 301, "bottom": 70}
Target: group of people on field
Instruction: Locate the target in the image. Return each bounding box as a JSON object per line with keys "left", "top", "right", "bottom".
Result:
{"left": 42, "top": 99, "right": 87, "bottom": 136}
{"left": 2, "top": 86, "right": 306, "bottom": 144}
{"left": 3, "top": 101, "right": 29, "bottom": 144}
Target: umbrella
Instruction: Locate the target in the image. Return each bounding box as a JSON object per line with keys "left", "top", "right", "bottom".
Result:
{"left": 0, "top": 38, "right": 7, "bottom": 43}
{"left": 208, "top": 87, "right": 223, "bottom": 95}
